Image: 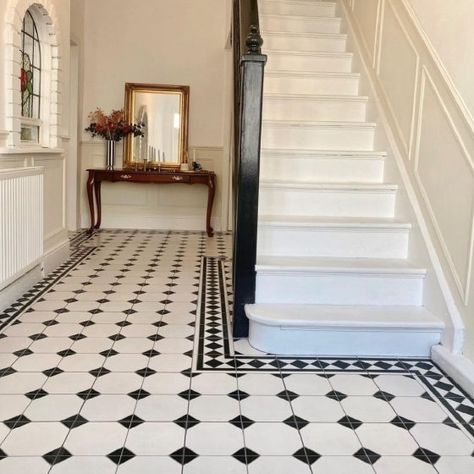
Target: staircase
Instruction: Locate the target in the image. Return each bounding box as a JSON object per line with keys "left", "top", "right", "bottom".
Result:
{"left": 245, "top": 0, "right": 444, "bottom": 357}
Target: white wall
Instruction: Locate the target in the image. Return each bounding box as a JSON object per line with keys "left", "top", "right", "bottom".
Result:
{"left": 343, "top": 0, "right": 474, "bottom": 362}
{"left": 407, "top": 0, "right": 474, "bottom": 121}
{"left": 77, "top": 0, "right": 232, "bottom": 232}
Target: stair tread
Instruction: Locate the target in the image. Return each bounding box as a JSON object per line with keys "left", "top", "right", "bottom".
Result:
{"left": 262, "top": 13, "right": 341, "bottom": 21}
{"left": 261, "top": 148, "right": 387, "bottom": 158}
{"left": 256, "top": 256, "right": 427, "bottom": 274}
{"left": 266, "top": 49, "right": 352, "bottom": 58}
{"left": 263, "top": 119, "right": 377, "bottom": 127}
{"left": 263, "top": 0, "right": 337, "bottom": 6}
{"left": 264, "top": 92, "right": 368, "bottom": 102}
{"left": 262, "top": 31, "right": 346, "bottom": 39}
{"left": 266, "top": 70, "right": 360, "bottom": 78}
{"left": 246, "top": 304, "right": 444, "bottom": 329}
{"left": 259, "top": 215, "right": 412, "bottom": 229}
{"left": 260, "top": 180, "right": 397, "bottom": 190}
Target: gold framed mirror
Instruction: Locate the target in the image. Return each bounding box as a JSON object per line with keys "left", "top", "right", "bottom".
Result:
{"left": 123, "top": 83, "right": 189, "bottom": 169}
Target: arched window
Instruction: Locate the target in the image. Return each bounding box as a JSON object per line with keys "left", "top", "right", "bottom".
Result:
{"left": 20, "top": 8, "right": 42, "bottom": 142}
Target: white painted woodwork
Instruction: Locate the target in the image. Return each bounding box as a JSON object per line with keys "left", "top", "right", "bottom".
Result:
{"left": 259, "top": 181, "right": 397, "bottom": 218}
{"left": 247, "top": 304, "right": 443, "bottom": 357}
{"left": 261, "top": 14, "right": 342, "bottom": 34}
{"left": 247, "top": 0, "right": 460, "bottom": 358}
{"left": 266, "top": 51, "right": 353, "bottom": 74}
{"left": 261, "top": 121, "right": 376, "bottom": 151}
{"left": 255, "top": 256, "right": 426, "bottom": 306}
{"left": 263, "top": 32, "right": 347, "bottom": 53}
{"left": 258, "top": 216, "right": 411, "bottom": 258}
{"left": 0, "top": 168, "right": 44, "bottom": 290}
{"left": 260, "top": 149, "right": 386, "bottom": 183}
{"left": 264, "top": 71, "right": 361, "bottom": 96}
{"left": 263, "top": 94, "right": 368, "bottom": 122}
{"left": 259, "top": 0, "right": 337, "bottom": 17}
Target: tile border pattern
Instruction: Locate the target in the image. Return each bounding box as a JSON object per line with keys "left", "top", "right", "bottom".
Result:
{"left": 194, "top": 256, "right": 474, "bottom": 435}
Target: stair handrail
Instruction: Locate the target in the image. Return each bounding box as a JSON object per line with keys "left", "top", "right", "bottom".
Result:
{"left": 232, "top": 0, "right": 267, "bottom": 337}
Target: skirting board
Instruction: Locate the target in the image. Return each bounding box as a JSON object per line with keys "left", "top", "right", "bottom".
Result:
{"left": 432, "top": 345, "right": 474, "bottom": 398}
{"left": 0, "top": 265, "right": 42, "bottom": 312}
{"left": 0, "top": 237, "right": 70, "bottom": 312}
{"left": 97, "top": 213, "right": 221, "bottom": 233}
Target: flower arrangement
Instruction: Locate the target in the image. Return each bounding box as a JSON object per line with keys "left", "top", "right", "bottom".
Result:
{"left": 85, "top": 108, "right": 144, "bottom": 142}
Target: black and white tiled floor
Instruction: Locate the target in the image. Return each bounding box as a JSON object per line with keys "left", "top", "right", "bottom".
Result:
{"left": 0, "top": 230, "right": 473, "bottom": 473}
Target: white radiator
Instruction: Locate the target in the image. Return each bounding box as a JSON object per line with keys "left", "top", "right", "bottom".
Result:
{"left": 0, "top": 167, "right": 44, "bottom": 290}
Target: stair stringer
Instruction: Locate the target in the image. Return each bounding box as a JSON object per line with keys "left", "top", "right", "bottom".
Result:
{"left": 337, "top": 0, "right": 464, "bottom": 354}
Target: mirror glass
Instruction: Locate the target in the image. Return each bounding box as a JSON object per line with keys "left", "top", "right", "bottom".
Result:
{"left": 124, "top": 83, "right": 189, "bottom": 168}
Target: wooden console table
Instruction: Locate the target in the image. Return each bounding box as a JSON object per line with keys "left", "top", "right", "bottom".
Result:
{"left": 86, "top": 168, "right": 216, "bottom": 237}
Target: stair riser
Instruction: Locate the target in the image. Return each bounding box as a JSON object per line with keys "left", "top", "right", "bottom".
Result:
{"left": 267, "top": 53, "right": 352, "bottom": 73}
{"left": 264, "top": 35, "right": 347, "bottom": 53}
{"left": 258, "top": 226, "right": 409, "bottom": 258}
{"left": 261, "top": 15, "right": 342, "bottom": 34}
{"left": 263, "top": 98, "right": 367, "bottom": 122}
{"left": 260, "top": 0, "right": 337, "bottom": 17}
{"left": 260, "top": 155, "right": 385, "bottom": 183}
{"left": 256, "top": 273, "right": 424, "bottom": 305}
{"left": 259, "top": 187, "right": 396, "bottom": 218}
{"left": 265, "top": 74, "right": 359, "bottom": 96}
{"left": 249, "top": 323, "right": 440, "bottom": 357}
{"left": 261, "top": 124, "right": 375, "bottom": 151}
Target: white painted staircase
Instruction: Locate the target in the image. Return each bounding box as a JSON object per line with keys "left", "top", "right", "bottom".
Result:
{"left": 245, "top": 0, "right": 444, "bottom": 357}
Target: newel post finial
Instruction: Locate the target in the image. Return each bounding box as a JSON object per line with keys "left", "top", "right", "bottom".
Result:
{"left": 245, "top": 24, "right": 263, "bottom": 54}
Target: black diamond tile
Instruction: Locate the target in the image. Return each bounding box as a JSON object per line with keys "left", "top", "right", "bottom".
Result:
{"left": 80, "top": 320, "right": 95, "bottom": 327}
{"left": 61, "top": 414, "right": 88, "bottom": 429}
{"left": 326, "top": 390, "right": 347, "bottom": 401}
{"left": 128, "top": 389, "right": 150, "bottom": 400}
{"left": 69, "top": 333, "right": 86, "bottom": 341}
{"left": 4, "top": 414, "right": 31, "bottom": 429}
{"left": 142, "top": 349, "right": 160, "bottom": 358}
{"left": 57, "top": 349, "right": 76, "bottom": 357}
{"left": 25, "top": 388, "right": 48, "bottom": 400}
{"left": 233, "top": 447, "right": 259, "bottom": 464}
{"left": 284, "top": 415, "right": 309, "bottom": 430}
{"left": 390, "top": 415, "right": 416, "bottom": 430}
{"left": 413, "top": 447, "right": 441, "bottom": 465}
{"left": 174, "top": 415, "right": 200, "bottom": 429}
{"left": 43, "top": 447, "right": 72, "bottom": 465}
{"left": 374, "top": 390, "right": 395, "bottom": 402}
{"left": 54, "top": 308, "right": 70, "bottom": 314}
{"left": 338, "top": 416, "right": 362, "bottom": 430}
{"left": 304, "top": 447, "right": 321, "bottom": 465}
{"left": 77, "top": 388, "right": 100, "bottom": 400}
{"left": 43, "top": 367, "right": 64, "bottom": 377}
{"left": 109, "top": 333, "right": 125, "bottom": 341}
{"left": 0, "top": 367, "right": 17, "bottom": 377}
{"left": 89, "top": 308, "right": 103, "bottom": 315}
{"left": 119, "top": 414, "right": 145, "bottom": 429}
{"left": 135, "top": 367, "right": 157, "bottom": 378}
{"left": 107, "top": 447, "right": 135, "bottom": 465}
{"left": 178, "top": 389, "right": 201, "bottom": 400}
{"left": 170, "top": 447, "right": 198, "bottom": 464}
{"left": 14, "top": 348, "right": 33, "bottom": 357}
{"left": 89, "top": 367, "right": 111, "bottom": 377}
{"left": 116, "top": 320, "right": 131, "bottom": 327}
{"left": 353, "top": 448, "right": 381, "bottom": 465}
{"left": 0, "top": 449, "right": 6, "bottom": 460}
{"left": 100, "top": 349, "right": 118, "bottom": 357}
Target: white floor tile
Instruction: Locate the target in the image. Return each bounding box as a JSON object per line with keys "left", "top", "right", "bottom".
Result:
{"left": 185, "top": 423, "right": 244, "bottom": 455}
{"left": 300, "top": 423, "right": 361, "bottom": 455}
{"left": 125, "top": 422, "right": 185, "bottom": 455}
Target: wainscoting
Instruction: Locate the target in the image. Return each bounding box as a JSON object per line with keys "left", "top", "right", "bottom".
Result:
{"left": 342, "top": 0, "right": 474, "bottom": 374}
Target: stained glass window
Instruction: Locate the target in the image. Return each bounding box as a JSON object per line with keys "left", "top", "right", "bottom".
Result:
{"left": 20, "top": 10, "right": 41, "bottom": 120}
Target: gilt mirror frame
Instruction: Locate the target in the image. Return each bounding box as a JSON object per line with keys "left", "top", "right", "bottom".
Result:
{"left": 123, "top": 83, "right": 190, "bottom": 169}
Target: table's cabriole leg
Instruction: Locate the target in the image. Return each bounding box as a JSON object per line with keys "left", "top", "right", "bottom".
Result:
{"left": 207, "top": 175, "right": 215, "bottom": 237}
{"left": 87, "top": 171, "right": 95, "bottom": 234}
{"left": 94, "top": 180, "right": 102, "bottom": 229}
